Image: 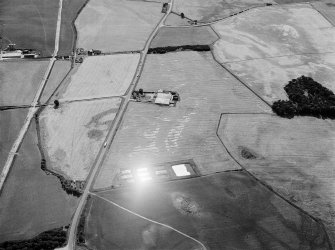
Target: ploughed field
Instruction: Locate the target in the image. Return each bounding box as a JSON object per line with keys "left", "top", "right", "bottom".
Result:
{"left": 218, "top": 114, "right": 335, "bottom": 244}
{"left": 39, "top": 98, "right": 122, "bottom": 181}
{"left": 0, "top": 109, "right": 28, "bottom": 172}
{"left": 75, "top": 0, "right": 163, "bottom": 52}
{"left": 94, "top": 51, "right": 271, "bottom": 190}
{"left": 85, "top": 171, "right": 331, "bottom": 249}
{"left": 53, "top": 54, "right": 139, "bottom": 101}
{"left": 0, "top": 61, "right": 49, "bottom": 106}
{"left": 0, "top": 120, "right": 78, "bottom": 243}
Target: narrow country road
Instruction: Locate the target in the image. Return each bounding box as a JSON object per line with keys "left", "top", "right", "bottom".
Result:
{"left": 0, "top": 0, "right": 63, "bottom": 193}
{"left": 61, "top": 1, "right": 174, "bottom": 249}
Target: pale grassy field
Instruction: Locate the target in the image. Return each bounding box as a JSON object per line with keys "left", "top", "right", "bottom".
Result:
{"left": 224, "top": 53, "right": 335, "bottom": 103}
{"left": 218, "top": 114, "right": 335, "bottom": 244}
{"left": 94, "top": 51, "right": 271, "bottom": 190}
{"left": 75, "top": 0, "right": 163, "bottom": 52}
{"left": 39, "top": 98, "right": 122, "bottom": 181}
{"left": 0, "top": 61, "right": 49, "bottom": 106}
{"left": 150, "top": 26, "right": 218, "bottom": 48}
{"left": 212, "top": 4, "right": 335, "bottom": 63}
{"left": 55, "top": 54, "right": 139, "bottom": 101}
{"left": 172, "top": 0, "right": 275, "bottom": 23}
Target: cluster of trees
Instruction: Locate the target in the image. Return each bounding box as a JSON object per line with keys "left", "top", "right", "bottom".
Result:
{"left": 76, "top": 196, "right": 91, "bottom": 245}
{"left": 148, "top": 45, "right": 210, "bottom": 54}
{"left": 41, "top": 162, "right": 82, "bottom": 197}
{"left": 40, "top": 159, "right": 83, "bottom": 197}
{"left": 0, "top": 227, "right": 68, "bottom": 250}
{"left": 272, "top": 76, "right": 335, "bottom": 119}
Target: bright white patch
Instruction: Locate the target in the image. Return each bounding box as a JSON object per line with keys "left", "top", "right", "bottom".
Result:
{"left": 172, "top": 164, "right": 191, "bottom": 177}
{"left": 136, "top": 168, "right": 152, "bottom": 182}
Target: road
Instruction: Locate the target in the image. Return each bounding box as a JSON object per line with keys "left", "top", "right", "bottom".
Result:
{"left": 0, "top": 0, "right": 63, "bottom": 193}
{"left": 61, "top": 1, "right": 174, "bottom": 249}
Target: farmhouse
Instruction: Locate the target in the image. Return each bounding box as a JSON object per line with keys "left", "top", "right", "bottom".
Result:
{"left": 0, "top": 44, "right": 39, "bottom": 60}
{"left": 131, "top": 89, "right": 180, "bottom": 106}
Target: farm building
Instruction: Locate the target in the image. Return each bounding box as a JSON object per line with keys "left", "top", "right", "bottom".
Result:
{"left": 132, "top": 89, "right": 180, "bottom": 106}
{"left": 0, "top": 44, "right": 39, "bottom": 60}
{"left": 155, "top": 92, "right": 173, "bottom": 105}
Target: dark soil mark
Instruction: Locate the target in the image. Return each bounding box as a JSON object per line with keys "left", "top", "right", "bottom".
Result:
{"left": 238, "top": 146, "right": 258, "bottom": 160}
{"left": 87, "top": 129, "right": 103, "bottom": 141}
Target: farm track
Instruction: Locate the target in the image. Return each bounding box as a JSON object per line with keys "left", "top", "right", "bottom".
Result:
{"left": 215, "top": 113, "right": 334, "bottom": 249}
{"left": 166, "top": 0, "right": 323, "bottom": 28}
{"left": 0, "top": 0, "right": 64, "bottom": 194}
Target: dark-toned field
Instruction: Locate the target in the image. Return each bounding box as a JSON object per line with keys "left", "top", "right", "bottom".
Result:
{"left": 150, "top": 26, "right": 218, "bottom": 48}
{"left": 0, "top": 60, "right": 49, "bottom": 106}
{"left": 86, "top": 171, "right": 331, "bottom": 249}
{"left": 0, "top": 108, "right": 28, "bottom": 172}
{"left": 0, "top": 120, "right": 78, "bottom": 242}
{"left": 58, "top": 0, "right": 88, "bottom": 56}
{"left": 39, "top": 60, "right": 71, "bottom": 104}
{"left": 218, "top": 114, "right": 335, "bottom": 245}
{"left": 0, "top": 0, "right": 59, "bottom": 57}
{"left": 84, "top": 195, "right": 200, "bottom": 250}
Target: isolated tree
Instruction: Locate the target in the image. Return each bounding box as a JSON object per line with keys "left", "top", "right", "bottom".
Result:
{"left": 139, "top": 88, "right": 144, "bottom": 95}
{"left": 54, "top": 100, "right": 60, "bottom": 109}
{"left": 180, "top": 12, "right": 185, "bottom": 18}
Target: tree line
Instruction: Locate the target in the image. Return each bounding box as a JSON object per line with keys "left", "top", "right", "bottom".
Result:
{"left": 148, "top": 45, "right": 210, "bottom": 54}
{"left": 0, "top": 226, "right": 68, "bottom": 250}
{"left": 272, "top": 76, "right": 335, "bottom": 119}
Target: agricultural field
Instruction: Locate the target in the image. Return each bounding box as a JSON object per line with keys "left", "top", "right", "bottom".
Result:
{"left": 58, "top": 0, "right": 88, "bottom": 56}
{"left": 212, "top": 4, "right": 335, "bottom": 63}
{"left": 311, "top": 2, "right": 335, "bottom": 26}
{"left": 172, "top": 0, "right": 275, "bottom": 23}
{"left": 93, "top": 51, "right": 271, "bottom": 190}
{"left": 0, "top": 0, "right": 59, "bottom": 57}
{"left": 0, "top": 108, "right": 28, "bottom": 172}
{"left": 0, "top": 121, "right": 78, "bottom": 243}
{"left": 75, "top": 0, "right": 163, "bottom": 52}
{"left": 218, "top": 114, "right": 335, "bottom": 244}
{"left": 39, "top": 60, "right": 71, "bottom": 104}
{"left": 86, "top": 171, "right": 330, "bottom": 249}
{"left": 0, "top": 60, "right": 49, "bottom": 106}
{"left": 54, "top": 54, "right": 139, "bottom": 101}
{"left": 150, "top": 26, "right": 218, "bottom": 48}
{"left": 39, "top": 98, "right": 122, "bottom": 181}
{"left": 224, "top": 53, "right": 335, "bottom": 103}
{"left": 84, "top": 195, "right": 199, "bottom": 250}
